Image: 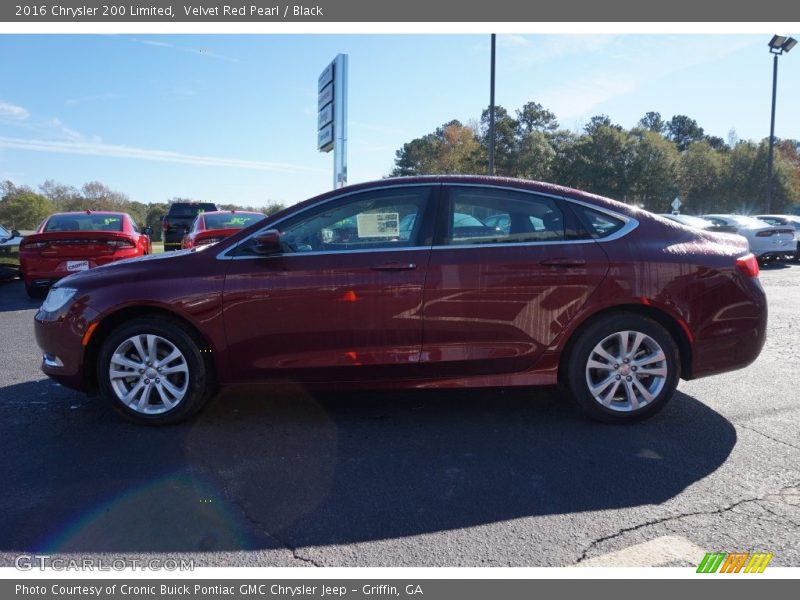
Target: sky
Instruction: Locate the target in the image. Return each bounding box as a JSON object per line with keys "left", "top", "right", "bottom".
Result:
{"left": 0, "top": 33, "right": 798, "bottom": 207}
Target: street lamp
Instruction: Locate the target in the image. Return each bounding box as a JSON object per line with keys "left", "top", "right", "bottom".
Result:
{"left": 765, "top": 34, "right": 796, "bottom": 213}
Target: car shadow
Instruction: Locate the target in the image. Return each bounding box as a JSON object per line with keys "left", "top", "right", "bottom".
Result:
{"left": 0, "top": 379, "right": 736, "bottom": 556}
{"left": 0, "top": 280, "right": 40, "bottom": 312}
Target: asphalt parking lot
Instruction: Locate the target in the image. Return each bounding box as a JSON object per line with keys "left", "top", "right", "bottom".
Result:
{"left": 0, "top": 265, "right": 798, "bottom": 568}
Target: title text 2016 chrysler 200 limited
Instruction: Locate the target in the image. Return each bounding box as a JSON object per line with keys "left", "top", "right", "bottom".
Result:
{"left": 33, "top": 177, "right": 767, "bottom": 425}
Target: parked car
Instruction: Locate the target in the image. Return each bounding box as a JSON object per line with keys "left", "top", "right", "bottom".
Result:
{"left": 702, "top": 214, "right": 795, "bottom": 262}
{"left": 20, "top": 211, "right": 152, "bottom": 298}
{"left": 755, "top": 214, "right": 800, "bottom": 261}
{"left": 181, "top": 210, "right": 266, "bottom": 250}
{"left": 659, "top": 213, "right": 738, "bottom": 234}
{"left": 162, "top": 202, "right": 218, "bottom": 251}
{"left": 0, "top": 223, "right": 23, "bottom": 280}
{"left": 34, "top": 176, "right": 766, "bottom": 425}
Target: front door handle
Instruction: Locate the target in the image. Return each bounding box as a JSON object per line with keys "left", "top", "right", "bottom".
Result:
{"left": 539, "top": 258, "right": 587, "bottom": 268}
{"left": 370, "top": 262, "right": 417, "bottom": 271}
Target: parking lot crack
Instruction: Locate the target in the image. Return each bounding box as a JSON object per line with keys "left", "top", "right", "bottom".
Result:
{"left": 217, "top": 481, "right": 323, "bottom": 567}
{"left": 737, "top": 423, "right": 800, "bottom": 453}
{"left": 575, "top": 481, "right": 800, "bottom": 564}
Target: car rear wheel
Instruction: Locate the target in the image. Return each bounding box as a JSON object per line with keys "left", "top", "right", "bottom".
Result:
{"left": 25, "top": 282, "right": 46, "bottom": 299}
{"left": 564, "top": 314, "right": 680, "bottom": 423}
{"left": 96, "top": 317, "right": 214, "bottom": 425}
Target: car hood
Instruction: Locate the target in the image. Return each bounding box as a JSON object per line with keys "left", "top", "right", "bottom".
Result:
{"left": 55, "top": 247, "right": 209, "bottom": 288}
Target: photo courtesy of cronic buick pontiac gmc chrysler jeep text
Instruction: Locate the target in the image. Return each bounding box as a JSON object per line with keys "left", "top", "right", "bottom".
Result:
{"left": 33, "top": 176, "right": 767, "bottom": 425}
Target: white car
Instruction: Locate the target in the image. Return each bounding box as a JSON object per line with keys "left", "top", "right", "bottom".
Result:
{"left": 702, "top": 214, "right": 795, "bottom": 262}
{"left": 755, "top": 214, "right": 800, "bottom": 261}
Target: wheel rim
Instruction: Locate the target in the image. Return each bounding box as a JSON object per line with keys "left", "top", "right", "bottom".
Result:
{"left": 108, "top": 334, "right": 189, "bottom": 415}
{"left": 584, "top": 330, "right": 668, "bottom": 413}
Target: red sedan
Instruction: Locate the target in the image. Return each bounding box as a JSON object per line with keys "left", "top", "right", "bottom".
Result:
{"left": 33, "top": 177, "right": 766, "bottom": 425}
{"left": 20, "top": 211, "right": 152, "bottom": 298}
{"left": 181, "top": 210, "right": 266, "bottom": 249}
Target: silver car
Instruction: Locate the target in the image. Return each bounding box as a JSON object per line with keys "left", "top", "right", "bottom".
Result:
{"left": 755, "top": 214, "right": 800, "bottom": 262}
{"left": 702, "top": 214, "right": 795, "bottom": 262}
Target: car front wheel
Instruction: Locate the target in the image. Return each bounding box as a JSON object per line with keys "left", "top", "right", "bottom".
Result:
{"left": 565, "top": 314, "right": 680, "bottom": 423}
{"left": 96, "top": 317, "right": 214, "bottom": 424}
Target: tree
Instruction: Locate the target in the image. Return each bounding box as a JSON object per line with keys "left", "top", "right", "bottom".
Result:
{"left": 677, "top": 141, "right": 724, "bottom": 213}
{"left": 516, "top": 101, "right": 559, "bottom": 136}
{"left": 480, "top": 106, "right": 518, "bottom": 176}
{"left": 514, "top": 131, "right": 556, "bottom": 181}
{"left": 627, "top": 130, "right": 679, "bottom": 211}
{"left": 638, "top": 111, "right": 666, "bottom": 134}
{"left": 564, "top": 125, "right": 632, "bottom": 200}
{"left": 391, "top": 120, "right": 482, "bottom": 176}
{"left": 0, "top": 184, "right": 55, "bottom": 230}
{"left": 667, "top": 115, "right": 705, "bottom": 151}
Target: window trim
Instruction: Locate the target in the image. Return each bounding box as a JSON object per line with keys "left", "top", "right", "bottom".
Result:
{"left": 217, "top": 183, "right": 439, "bottom": 260}
{"left": 217, "top": 182, "right": 638, "bottom": 260}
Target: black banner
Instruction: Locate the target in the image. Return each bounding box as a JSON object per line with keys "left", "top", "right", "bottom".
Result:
{"left": 3, "top": 0, "right": 799, "bottom": 22}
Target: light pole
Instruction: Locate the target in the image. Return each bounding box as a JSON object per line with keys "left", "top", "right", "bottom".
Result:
{"left": 488, "top": 33, "right": 496, "bottom": 176}
{"left": 765, "top": 34, "right": 796, "bottom": 213}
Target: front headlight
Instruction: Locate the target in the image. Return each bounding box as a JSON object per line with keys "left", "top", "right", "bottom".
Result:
{"left": 41, "top": 287, "right": 77, "bottom": 312}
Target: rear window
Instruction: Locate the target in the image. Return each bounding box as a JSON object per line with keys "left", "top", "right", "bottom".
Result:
{"left": 44, "top": 214, "right": 124, "bottom": 232}
{"left": 168, "top": 203, "right": 217, "bottom": 217}
{"left": 204, "top": 213, "right": 265, "bottom": 229}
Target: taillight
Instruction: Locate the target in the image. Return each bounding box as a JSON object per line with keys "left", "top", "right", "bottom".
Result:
{"left": 106, "top": 239, "right": 135, "bottom": 248}
{"left": 162, "top": 218, "right": 169, "bottom": 231}
{"left": 755, "top": 231, "right": 772, "bottom": 237}
{"left": 735, "top": 254, "right": 759, "bottom": 278}
{"left": 21, "top": 241, "right": 48, "bottom": 250}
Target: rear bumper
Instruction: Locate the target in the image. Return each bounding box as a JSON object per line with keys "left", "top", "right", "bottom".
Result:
{"left": 22, "top": 252, "right": 140, "bottom": 285}
{"left": 689, "top": 278, "right": 767, "bottom": 379}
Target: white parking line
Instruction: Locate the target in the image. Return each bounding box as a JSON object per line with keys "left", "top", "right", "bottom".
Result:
{"left": 577, "top": 535, "right": 707, "bottom": 567}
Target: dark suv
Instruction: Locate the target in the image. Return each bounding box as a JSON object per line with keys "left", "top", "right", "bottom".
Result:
{"left": 162, "top": 202, "right": 218, "bottom": 251}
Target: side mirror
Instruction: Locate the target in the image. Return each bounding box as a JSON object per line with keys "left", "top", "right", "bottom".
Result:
{"left": 142, "top": 226, "right": 154, "bottom": 236}
{"left": 254, "top": 229, "right": 282, "bottom": 254}
{"left": 11, "top": 230, "right": 20, "bottom": 238}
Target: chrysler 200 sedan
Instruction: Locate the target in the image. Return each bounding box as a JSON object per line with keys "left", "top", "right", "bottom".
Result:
{"left": 33, "top": 177, "right": 767, "bottom": 425}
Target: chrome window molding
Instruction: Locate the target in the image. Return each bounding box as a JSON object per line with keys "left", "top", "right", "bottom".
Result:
{"left": 217, "top": 182, "right": 638, "bottom": 261}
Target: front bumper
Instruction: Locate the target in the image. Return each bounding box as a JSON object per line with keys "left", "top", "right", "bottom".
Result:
{"left": 34, "top": 303, "right": 99, "bottom": 392}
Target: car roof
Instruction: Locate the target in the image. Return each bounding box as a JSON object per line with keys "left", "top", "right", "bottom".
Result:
{"left": 274, "top": 175, "right": 639, "bottom": 223}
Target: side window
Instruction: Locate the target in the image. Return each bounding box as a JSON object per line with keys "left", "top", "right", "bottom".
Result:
{"left": 236, "top": 186, "right": 433, "bottom": 256}
{"left": 570, "top": 205, "right": 625, "bottom": 239}
{"left": 442, "top": 187, "right": 571, "bottom": 246}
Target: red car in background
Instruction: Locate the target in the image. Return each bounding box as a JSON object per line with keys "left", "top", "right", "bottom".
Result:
{"left": 20, "top": 211, "right": 152, "bottom": 298}
{"left": 181, "top": 210, "right": 266, "bottom": 249}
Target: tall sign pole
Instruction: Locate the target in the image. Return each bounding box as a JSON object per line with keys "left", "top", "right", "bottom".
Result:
{"left": 317, "top": 54, "right": 348, "bottom": 189}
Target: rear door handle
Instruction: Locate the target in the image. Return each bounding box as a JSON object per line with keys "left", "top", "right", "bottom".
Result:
{"left": 370, "top": 262, "right": 417, "bottom": 271}
{"left": 539, "top": 258, "right": 587, "bottom": 268}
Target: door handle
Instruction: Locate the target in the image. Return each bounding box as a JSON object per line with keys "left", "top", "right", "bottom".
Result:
{"left": 370, "top": 262, "right": 417, "bottom": 271}
{"left": 539, "top": 258, "right": 587, "bottom": 268}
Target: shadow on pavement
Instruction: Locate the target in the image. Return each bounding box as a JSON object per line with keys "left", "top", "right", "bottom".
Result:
{"left": 0, "top": 280, "right": 40, "bottom": 313}
{"left": 0, "top": 379, "right": 736, "bottom": 556}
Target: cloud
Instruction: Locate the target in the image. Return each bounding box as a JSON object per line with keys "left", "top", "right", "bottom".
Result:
{"left": 0, "top": 101, "right": 30, "bottom": 121}
{"left": 65, "top": 92, "right": 121, "bottom": 106}
{"left": 0, "top": 136, "right": 324, "bottom": 174}
{"left": 528, "top": 35, "right": 760, "bottom": 121}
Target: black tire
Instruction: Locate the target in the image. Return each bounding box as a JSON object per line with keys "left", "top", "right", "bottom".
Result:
{"left": 564, "top": 313, "right": 680, "bottom": 424}
{"left": 25, "top": 282, "right": 46, "bottom": 299}
{"left": 96, "top": 316, "right": 215, "bottom": 425}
